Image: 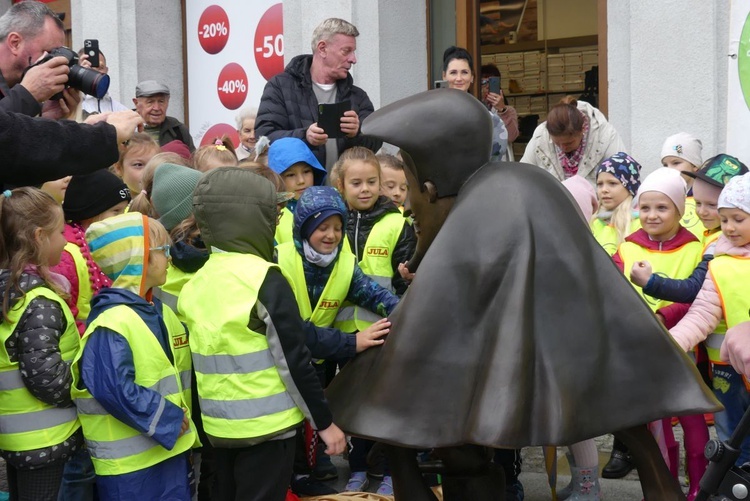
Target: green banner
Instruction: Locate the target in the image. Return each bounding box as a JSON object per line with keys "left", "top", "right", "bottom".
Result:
{"left": 739, "top": 11, "right": 750, "bottom": 109}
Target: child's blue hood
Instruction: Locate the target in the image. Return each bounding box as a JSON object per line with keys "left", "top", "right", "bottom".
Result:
{"left": 292, "top": 186, "right": 348, "bottom": 255}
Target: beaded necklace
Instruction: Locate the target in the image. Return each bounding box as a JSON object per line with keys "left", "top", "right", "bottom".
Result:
{"left": 68, "top": 223, "right": 112, "bottom": 294}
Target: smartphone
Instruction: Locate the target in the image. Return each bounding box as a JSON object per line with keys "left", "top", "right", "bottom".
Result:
{"left": 489, "top": 76, "right": 501, "bottom": 94}
{"left": 434, "top": 80, "right": 449, "bottom": 89}
{"left": 84, "top": 39, "right": 100, "bottom": 67}
{"left": 317, "top": 100, "right": 350, "bottom": 139}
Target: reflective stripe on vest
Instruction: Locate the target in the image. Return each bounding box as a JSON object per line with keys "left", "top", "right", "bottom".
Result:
{"left": 590, "top": 218, "right": 641, "bottom": 256}
{"left": 0, "top": 287, "right": 80, "bottom": 451}
{"left": 71, "top": 304, "right": 196, "bottom": 476}
{"left": 274, "top": 207, "right": 294, "bottom": 246}
{"left": 276, "top": 242, "right": 354, "bottom": 328}
{"left": 178, "top": 253, "right": 304, "bottom": 441}
{"left": 335, "top": 212, "right": 404, "bottom": 331}
{"left": 709, "top": 255, "right": 750, "bottom": 362}
{"left": 681, "top": 197, "right": 704, "bottom": 240}
{"left": 65, "top": 242, "right": 93, "bottom": 322}
{"left": 618, "top": 239, "right": 703, "bottom": 312}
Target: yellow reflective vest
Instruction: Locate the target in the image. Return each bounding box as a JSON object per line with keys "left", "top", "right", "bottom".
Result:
{"left": 681, "top": 197, "right": 704, "bottom": 240}
{"left": 71, "top": 304, "right": 197, "bottom": 476}
{"left": 275, "top": 206, "right": 294, "bottom": 246}
{"left": 153, "top": 265, "right": 194, "bottom": 324}
{"left": 708, "top": 255, "right": 750, "bottom": 363}
{"left": 64, "top": 242, "right": 94, "bottom": 323}
{"left": 276, "top": 242, "right": 354, "bottom": 328}
{"left": 335, "top": 212, "right": 404, "bottom": 332}
{"left": 178, "top": 252, "right": 304, "bottom": 442}
{"left": 0, "top": 287, "right": 80, "bottom": 452}
{"left": 618, "top": 238, "right": 703, "bottom": 312}
{"left": 590, "top": 218, "right": 641, "bottom": 256}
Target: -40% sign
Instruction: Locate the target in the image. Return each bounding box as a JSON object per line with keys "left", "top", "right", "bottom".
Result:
{"left": 216, "top": 63, "right": 248, "bottom": 110}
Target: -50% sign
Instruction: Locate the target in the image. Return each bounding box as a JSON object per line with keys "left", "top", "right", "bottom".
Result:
{"left": 254, "top": 3, "right": 284, "bottom": 80}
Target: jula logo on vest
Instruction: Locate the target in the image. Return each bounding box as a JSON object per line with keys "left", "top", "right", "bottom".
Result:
{"left": 173, "top": 334, "right": 188, "bottom": 348}
{"left": 367, "top": 247, "right": 389, "bottom": 257}
{"left": 320, "top": 299, "right": 340, "bottom": 309}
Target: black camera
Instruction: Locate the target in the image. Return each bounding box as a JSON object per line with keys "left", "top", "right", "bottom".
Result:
{"left": 27, "top": 47, "right": 110, "bottom": 100}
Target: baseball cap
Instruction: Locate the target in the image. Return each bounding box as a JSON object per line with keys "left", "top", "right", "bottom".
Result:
{"left": 684, "top": 154, "right": 749, "bottom": 188}
{"left": 135, "top": 80, "right": 170, "bottom": 98}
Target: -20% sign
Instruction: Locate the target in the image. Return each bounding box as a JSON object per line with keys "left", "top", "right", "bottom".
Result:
{"left": 198, "top": 5, "right": 230, "bottom": 54}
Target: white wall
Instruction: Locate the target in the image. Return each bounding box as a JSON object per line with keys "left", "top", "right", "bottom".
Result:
{"left": 607, "top": 0, "right": 729, "bottom": 175}
{"left": 283, "top": 0, "right": 428, "bottom": 110}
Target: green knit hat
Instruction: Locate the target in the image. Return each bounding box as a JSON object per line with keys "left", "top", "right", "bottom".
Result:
{"left": 151, "top": 163, "right": 202, "bottom": 231}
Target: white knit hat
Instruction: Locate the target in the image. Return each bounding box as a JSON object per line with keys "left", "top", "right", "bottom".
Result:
{"left": 660, "top": 132, "right": 703, "bottom": 168}
{"left": 636, "top": 167, "right": 687, "bottom": 216}
{"left": 718, "top": 172, "right": 750, "bottom": 215}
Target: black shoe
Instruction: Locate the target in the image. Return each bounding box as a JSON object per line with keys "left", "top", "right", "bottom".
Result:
{"left": 291, "top": 475, "right": 339, "bottom": 496}
{"left": 311, "top": 455, "right": 339, "bottom": 481}
{"left": 602, "top": 449, "right": 635, "bottom": 479}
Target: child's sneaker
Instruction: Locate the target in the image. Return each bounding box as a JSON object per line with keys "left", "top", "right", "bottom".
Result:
{"left": 376, "top": 475, "right": 393, "bottom": 496}
{"left": 344, "top": 471, "right": 369, "bottom": 492}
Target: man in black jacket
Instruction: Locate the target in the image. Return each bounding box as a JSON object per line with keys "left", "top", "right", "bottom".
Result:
{"left": 0, "top": 1, "right": 81, "bottom": 120}
{"left": 256, "top": 18, "right": 381, "bottom": 172}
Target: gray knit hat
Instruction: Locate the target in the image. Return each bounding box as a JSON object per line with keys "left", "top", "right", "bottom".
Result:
{"left": 151, "top": 163, "right": 202, "bottom": 230}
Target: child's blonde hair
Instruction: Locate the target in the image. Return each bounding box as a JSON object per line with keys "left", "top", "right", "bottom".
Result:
{"left": 129, "top": 153, "right": 195, "bottom": 217}
{"left": 114, "top": 133, "right": 160, "bottom": 177}
{"left": 334, "top": 146, "right": 381, "bottom": 192}
{"left": 376, "top": 153, "right": 406, "bottom": 173}
{"left": 148, "top": 217, "right": 171, "bottom": 260}
{"left": 593, "top": 195, "right": 635, "bottom": 246}
{"left": 193, "top": 136, "right": 239, "bottom": 172}
{"left": 0, "top": 188, "right": 66, "bottom": 320}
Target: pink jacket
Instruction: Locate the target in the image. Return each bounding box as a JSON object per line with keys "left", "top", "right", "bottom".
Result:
{"left": 670, "top": 236, "right": 750, "bottom": 351}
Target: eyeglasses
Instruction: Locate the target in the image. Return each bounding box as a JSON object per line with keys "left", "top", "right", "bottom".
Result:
{"left": 149, "top": 244, "right": 171, "bottom": 259}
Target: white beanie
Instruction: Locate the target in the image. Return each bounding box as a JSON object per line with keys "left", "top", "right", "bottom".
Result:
{"left": 636, "top": 167, "right": 687, "bottom": 216}
{"left": 660, "top": 132, "right": 703, "bottom": 168}
{"left": 718, "top": 172, "right": 750, "bottom": 215}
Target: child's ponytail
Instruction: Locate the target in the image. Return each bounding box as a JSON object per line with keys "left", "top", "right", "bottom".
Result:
{"left": 610, "top": 194, "right": 635, "bottom": 246}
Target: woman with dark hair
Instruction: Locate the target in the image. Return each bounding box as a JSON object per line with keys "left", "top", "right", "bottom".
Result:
{"left": 442, "top": 46, "right": 509, "bottom": 160}
{"left": 521, "top": 96, "right": 626, "bottom": 183}
{"left": 481, "top": 63, "right": 519, "bottom": 147}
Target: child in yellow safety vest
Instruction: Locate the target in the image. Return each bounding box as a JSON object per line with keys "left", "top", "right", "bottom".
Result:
{"left": 52, "top": 170, "right": 131, "bottom": 335}
{"left": 661, "top": 132, "right": 705, "bottom": 240}
{"left": 591, "top": 152, "right": 642, "bottom": 255}
{"left": 630, "top": 155, "right": 750, "bottom": 468}
{"left": 612, "top": 167, "right": 707, "bottom": 500}
{"left": 0, "top": 188, "right": 82, "bottom": 501}
{"left": 71, "top": 213, "right": 197, "bottom": 500}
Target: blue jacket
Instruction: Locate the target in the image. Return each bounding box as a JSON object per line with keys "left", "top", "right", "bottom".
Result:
{"left": 80, "top": 288, "right": 188, "bottom": 495}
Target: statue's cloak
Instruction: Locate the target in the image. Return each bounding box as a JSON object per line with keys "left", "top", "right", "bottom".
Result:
{"left": 326, "top": 161, "right": 720, "bottom": 449}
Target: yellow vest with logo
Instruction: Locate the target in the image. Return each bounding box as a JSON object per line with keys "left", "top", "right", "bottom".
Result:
{"left": 274, "top": 207, "right": 294, "bottom": 246}
{"left": 178, "top": 252, "right": 304, "bottom": 441}
{"left": 276, "top": 242, "right": 354, "bottom": 328}
{"left": 0, "top": 287, "right": 80, "bottom": 452}
{"left": 681, "top": 197, "right": 704, "bottom": 240}
{"left": 618, "top": 239, "right": 703, "bottom": 312}
{"left": 708, "top": 255, "right": 750, "bottom": 363}
{"left": 71, "top": 305, "right": 197, "bottom": 476}
{"left": 590, "top": 218, "right": 641, "bottom": 256}
{"left": 153, "top": 265, "right": 194, "bottom": 324}
{"left": 64, "top": 242, "right": 94, "bottom": 323}
{"left": 335, "top": 213, "right": 404, "bottom": 332}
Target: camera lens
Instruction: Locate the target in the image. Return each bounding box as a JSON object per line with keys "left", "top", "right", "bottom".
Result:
{"left": 68, "top": 64, "right": 110, "bottom": 99}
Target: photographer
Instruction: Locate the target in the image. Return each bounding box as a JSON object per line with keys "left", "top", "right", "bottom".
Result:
{"left": 0, "top": 1, "right": 80, "bottom": 120}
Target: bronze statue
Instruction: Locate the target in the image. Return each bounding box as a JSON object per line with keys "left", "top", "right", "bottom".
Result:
{"left": 325, "top": 89, "right": 721, "bottom": 500}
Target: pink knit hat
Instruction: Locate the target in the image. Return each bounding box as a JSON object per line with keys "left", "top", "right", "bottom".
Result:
{"left": 562, "top": 175, "right": 598, "bottom": 222}
{"left": 635, "top": 167, "right": 687, "bottom": 216}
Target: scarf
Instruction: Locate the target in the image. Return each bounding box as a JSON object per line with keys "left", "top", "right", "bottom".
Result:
{"left": 556, "top": 114, "right": 590, "bottom": 178}
{"left": 303, "top": 240, "right": 338, "bottom": 268}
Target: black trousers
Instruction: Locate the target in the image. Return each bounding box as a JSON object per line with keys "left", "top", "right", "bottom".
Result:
{"left": 214, "top": 436, "right": 296, "bottom": 501}
{"left": 7, "top": 461, "right": 66, "bottom": 501}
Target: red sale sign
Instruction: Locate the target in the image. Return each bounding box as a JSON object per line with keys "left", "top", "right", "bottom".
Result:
{"left": 197, "top": 5, "right": 230, "bottom": 55}
{"left": 254, "top": 3, "right": 284, "bottom": 80}
{"left": 217, "top": 63, "right": 248, "bottom": 110}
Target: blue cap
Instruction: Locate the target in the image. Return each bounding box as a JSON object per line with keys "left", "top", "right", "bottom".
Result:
{"left": 268, "top": 137, "right": 327, "bottom": 185}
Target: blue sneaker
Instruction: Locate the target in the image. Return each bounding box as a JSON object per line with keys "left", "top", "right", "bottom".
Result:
{"left": 376, "top": 475, "right": 393, "bottom": 495}
{"left": 345, "top": 471, "right": 369, "bottom": 492}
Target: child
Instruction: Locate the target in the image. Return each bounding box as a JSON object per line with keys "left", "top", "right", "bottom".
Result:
{"left": 377, "top": 153, "right": 408, "bottom": 209}
{"left": 113, "top": 132, "right": 160, "bottom": 195}
{"left": 632, "top": 156, "right": 750, "bottom": 466}
{"left": 71, "top": 213, "right": 197, "bottom": 500}
{"left": 268, "top": 137, "right": 327, "bottom": 245}
{"left": 276, "top": 186, "right": 396, "bottom": 495}
{"left": 178, "top": 167, "right": 345, "bottom": 501}
{"left": 193, "top": 136, "right": 239, "bottom": 172}
{"left": 612, "top": 167, "right": 707, "bottom": 499}
{"left": 661, "top": 132, "right": 704, "bottom": 239}
{"left": 53, "top": 170, "right": 131, "bottom": 334}
{"left": 0, "top": 187, "right": 82, "bottom": 501}
{"left": 591, "top": 152, "right": 642, "bottom": 255}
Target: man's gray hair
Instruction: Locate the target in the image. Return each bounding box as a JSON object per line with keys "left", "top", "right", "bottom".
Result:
{"left": 0, "top": 1, "right": 63, "bottom": 43}
{"left": 310, "top": 18, "right": 359, "bottom": 52}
